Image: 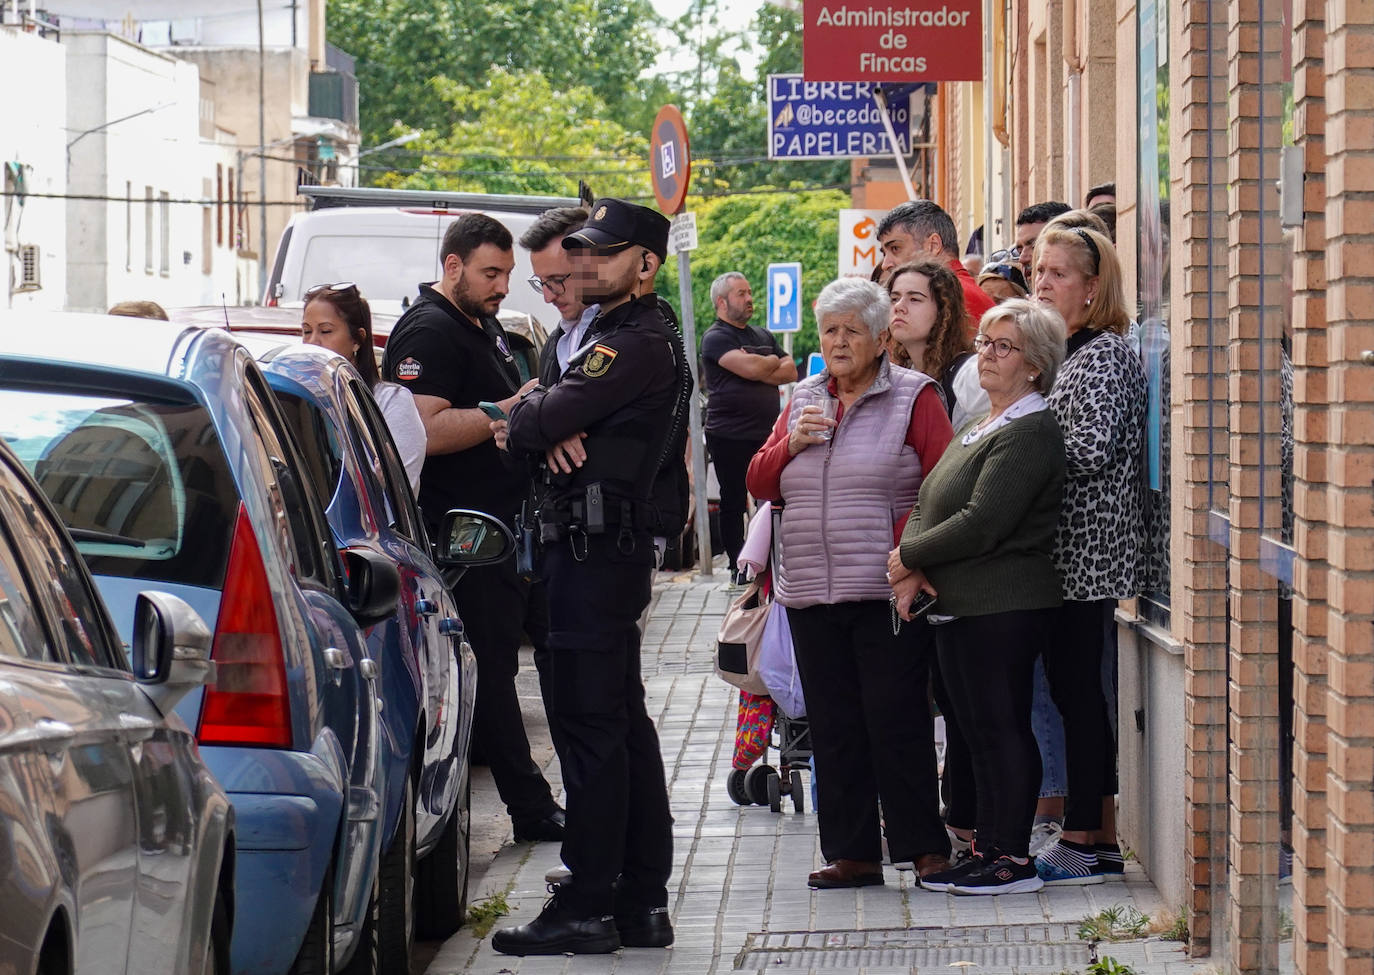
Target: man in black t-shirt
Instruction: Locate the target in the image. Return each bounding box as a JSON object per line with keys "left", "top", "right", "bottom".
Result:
{"left": 699, "top": 271, "right": 797, "bottom": 583}
{"left": 381, "top": 212, "right": 565, "bottom": 845}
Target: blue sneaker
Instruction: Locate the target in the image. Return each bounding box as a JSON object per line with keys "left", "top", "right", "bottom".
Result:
{"left": 1035, "top": 840, "right": 1104, "bottom": 886}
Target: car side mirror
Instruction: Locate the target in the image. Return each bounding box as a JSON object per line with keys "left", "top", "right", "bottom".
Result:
{"left": 344, "top": 548, "right": 402, "bottom": 627}
{"left": 131, "top": 591, "right": 215, "bottom": 714}
{"left": 434, "top": 509, "right": 515, "bottom": 568}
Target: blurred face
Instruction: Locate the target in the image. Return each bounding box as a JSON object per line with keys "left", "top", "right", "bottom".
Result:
{"left": 1033, "top": 242, "right": 1097, "bottom": 333}
{"left": 887, "top": 271, "right": 937, "bottom": 354}
{"left": 301, "top": 298, "right": 358, "bottom": 360}
{"left": 570, "top": 246, "right": 643, "bottom": 306}
{"left": 530, "top": 239, "right": 585, "bottom": 321}
{"left": 819, "top": 311, "right": 881, "bottom": 383}
{"left": 452, "top": 243, "right": 514, "bottom": 319}
{"left": 717, "top": 278, "right": 754, "bottom": 325}
{"left": 975, "top": 316, "right": 1037, "bottom": 403}
{"left": 1013, "top": 220, "right": 1046, "bottom": 277}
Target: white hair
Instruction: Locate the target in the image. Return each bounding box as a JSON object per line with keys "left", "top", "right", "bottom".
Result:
{"left": 813, "top": 278, "right": 891, "bottom": 340}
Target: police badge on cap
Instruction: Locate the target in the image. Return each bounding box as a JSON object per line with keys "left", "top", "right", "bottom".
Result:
{"left": 563, "top": 199, "right": 670, "bottom": 260}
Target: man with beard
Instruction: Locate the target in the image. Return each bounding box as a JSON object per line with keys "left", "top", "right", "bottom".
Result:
{"left": 492, "top": 199, "right": 687, "bottom": 955}
{"left": 382, "top": 212, "right": 565, "bottom": 846}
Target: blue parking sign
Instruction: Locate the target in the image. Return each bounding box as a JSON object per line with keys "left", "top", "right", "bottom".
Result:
{"left": 806, "top": 353, "right": 825, "bottom": 377}
{"left": 767, "top": 263, "right": 802, "bottom": 333}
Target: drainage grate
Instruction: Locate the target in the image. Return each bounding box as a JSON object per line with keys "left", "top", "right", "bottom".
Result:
{"left": 734, "top": 924, "right": 1093, "bottom": 971}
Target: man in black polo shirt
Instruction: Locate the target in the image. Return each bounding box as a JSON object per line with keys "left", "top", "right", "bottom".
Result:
{"left": 382, "top": 212, "right": 565, "bottom": 844}
{"left": 700, "top": 271, "right": 797, "bottom": 583}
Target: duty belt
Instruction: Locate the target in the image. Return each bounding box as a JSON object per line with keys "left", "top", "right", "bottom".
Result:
{"left": 539, "top": 488, "right": 655, "bottom": 559}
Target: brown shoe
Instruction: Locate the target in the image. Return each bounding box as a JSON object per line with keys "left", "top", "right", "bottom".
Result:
{"left": 808, "top": 859, "right": 884, "bottom": 889}
{"left": 914, "top": 853, "right": 952, "bottom": 878}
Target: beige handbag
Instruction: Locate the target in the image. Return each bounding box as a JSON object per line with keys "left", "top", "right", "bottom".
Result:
{"left": 714, "top": 574, "right": 772, "bottom": 696}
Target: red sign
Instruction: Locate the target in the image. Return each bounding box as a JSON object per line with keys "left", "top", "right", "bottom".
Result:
{"left": 803, "top": 2, "right": 983, "bottom": 82}
{"left": 649, "top": 105, "right": 691, "bottom": 216}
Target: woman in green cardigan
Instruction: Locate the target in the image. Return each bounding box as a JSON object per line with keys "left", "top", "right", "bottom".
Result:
{"left": 886, "top": 298, "right": 1067, "bottom": 896}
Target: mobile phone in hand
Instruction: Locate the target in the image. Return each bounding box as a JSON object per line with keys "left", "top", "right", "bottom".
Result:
{"left": 477, "top": 401, "right": 507, "bottom": 421}
{"left": 908, "top": 590, "right": 938, "bottom": 618}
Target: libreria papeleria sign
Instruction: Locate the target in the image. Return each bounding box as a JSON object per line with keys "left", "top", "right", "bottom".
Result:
{"left": 803, "top": 2, "right": 983, "bottom": 82}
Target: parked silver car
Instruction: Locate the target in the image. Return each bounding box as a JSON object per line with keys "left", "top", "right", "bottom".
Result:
{"left": 0, "top": 438, "right": 234, "bottom": 974}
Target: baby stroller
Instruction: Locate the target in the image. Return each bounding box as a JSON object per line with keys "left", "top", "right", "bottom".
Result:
{"left": 726, "top": 690, "right": 811, "bottom": 813}
{"left": 719, "top": 502, "right": 811, "bottom": 813}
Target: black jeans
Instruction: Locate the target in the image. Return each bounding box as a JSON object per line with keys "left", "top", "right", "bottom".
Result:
{"left": 453, "top": 556, "right": 558, "bottom": 825}
{"left": 935, "top": 609, "right": 1048, "bottom": 857}
{"left": 1043, "top": 599, "right": 1119, "bottom": 832}
{"left": 788, "top": 600, "right": 947, "bottom": 864}
{"left": 706, "top": 433, "right": 766, "bottom": 570}
{"left": 926, "top": 623, "right": 975, "bottom": 831}
{"left": 542, "top": 538, "right": 673, "bottom": 915}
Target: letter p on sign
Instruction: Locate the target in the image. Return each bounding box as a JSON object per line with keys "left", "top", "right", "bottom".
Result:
{"left": 767, "top": 262, "right": 802, "bottom": 333}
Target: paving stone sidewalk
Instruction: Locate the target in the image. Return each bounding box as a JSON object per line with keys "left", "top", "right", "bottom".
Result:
{"left": 422, "top": 571, "right": 1209, "bottom": 975}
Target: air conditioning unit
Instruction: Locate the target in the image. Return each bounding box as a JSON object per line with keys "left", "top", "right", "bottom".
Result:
{"left": 16, "top": 244, "right": 40, "bottom": 292}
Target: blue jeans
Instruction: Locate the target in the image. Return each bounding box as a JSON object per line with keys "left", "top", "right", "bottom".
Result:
{"left": 1031, "top": 657, "right": 1067, "bottom": 799}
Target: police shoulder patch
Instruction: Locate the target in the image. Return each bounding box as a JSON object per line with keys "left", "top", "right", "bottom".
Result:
{"left": 582, "top": 343, "right": 618, "bottom": 378}
{"left": 395, "top": 357, "right": 423, "bottom": 381}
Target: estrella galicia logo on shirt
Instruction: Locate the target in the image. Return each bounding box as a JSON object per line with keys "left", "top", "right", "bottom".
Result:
{"left": 395, "top": 357, "right": 422, "bottom": 381}
{"left": 582, "top": 344, "right": 618, "bottom": 378}
{"left": 495, "top": 335, "right": 512, "bottom": 360}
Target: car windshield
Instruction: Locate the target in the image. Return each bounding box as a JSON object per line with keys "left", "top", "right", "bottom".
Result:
{"left": 0, "top": 389, "right": 236, "bottom": 589}
{"left": 295, "top": 234, "right": 440, "bottom": 304}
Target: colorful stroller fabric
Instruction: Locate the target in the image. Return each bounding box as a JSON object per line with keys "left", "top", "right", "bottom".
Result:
{"left": 733, "top": 690, "right": 775, "bottom": 770}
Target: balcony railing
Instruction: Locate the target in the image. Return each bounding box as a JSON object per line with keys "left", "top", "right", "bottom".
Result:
{"left": 308, "top": 69, "right": 358, "bottom": 128}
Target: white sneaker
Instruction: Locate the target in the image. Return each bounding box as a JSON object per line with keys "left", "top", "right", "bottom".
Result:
{"left": 1028, "top": 820, "right": 1063, "bottom": 858}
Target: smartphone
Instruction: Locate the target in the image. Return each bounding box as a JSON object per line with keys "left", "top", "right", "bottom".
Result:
{"left": 908, "top": 590, "right": 938, "bottom": 618}
{"left": 477, "top": 401, "right": 507, "bottom": 421}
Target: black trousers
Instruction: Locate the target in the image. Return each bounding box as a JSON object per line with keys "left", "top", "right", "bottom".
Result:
{"left": 926, "top": 624, "right": 975, "bottom": 831}
{"left": 705, "top": 433, "right": 766, "bottom": 570}
{"left": 452, "top": 555, "right": 557, "bottom": 824}
{"left": 1043, "top": 599, "right": 1119, "bottom": 832}
{"left": 788, "top": 600, "right": 947, "bottom": 864}
{"left": 542, "top": 538, "right": 673, "bottom": 915}
{"left": 935, "top": 609, "right": 1048, "bottom": 857}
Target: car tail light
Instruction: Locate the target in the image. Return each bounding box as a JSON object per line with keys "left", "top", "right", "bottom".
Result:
{"left": 199, "top": 502, "right": 292, "bottom": 747}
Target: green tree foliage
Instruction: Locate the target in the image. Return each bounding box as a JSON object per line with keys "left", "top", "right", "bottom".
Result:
{"left": 658, "top": 190, "right": 850, "bottom": 364}
{"left": 327, "top": 0, "right": 663, "bottom": 148}
{"left": 373, "top": 68, "right": 650, "bottom": 199}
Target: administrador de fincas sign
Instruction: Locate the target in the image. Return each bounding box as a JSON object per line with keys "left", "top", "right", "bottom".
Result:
{"left": 803, "top": 2, "right": 983, "bottom": 82}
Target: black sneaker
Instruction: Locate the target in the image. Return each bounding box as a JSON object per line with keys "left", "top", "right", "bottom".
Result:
{"left": 491, "top": 884, "right": 621, "bottom": 956}
{"left": 919, "top": 851, "right": 983, "bottom": 892}
{"left": 949, "top": 854, "right": 1044, "bottom": 896}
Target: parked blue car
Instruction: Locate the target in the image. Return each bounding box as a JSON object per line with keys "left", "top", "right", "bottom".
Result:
{"left": 0, "top": 315, "right": 406, "bottom": 974}
{"left": 248, "top": 339, "right": 482, "bottom": 957}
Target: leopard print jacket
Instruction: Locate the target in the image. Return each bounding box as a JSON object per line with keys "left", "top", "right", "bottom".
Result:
{"left": 1048, "top": 329, "right": 1148, "bottom": 601}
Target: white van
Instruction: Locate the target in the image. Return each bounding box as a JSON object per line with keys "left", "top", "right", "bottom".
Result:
{"left": 264, "top": 186, "right": 582, "bottom": 323}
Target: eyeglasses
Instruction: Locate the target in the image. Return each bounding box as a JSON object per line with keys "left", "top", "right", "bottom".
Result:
{"left": 304, "top": 281, "right": 357, "bottom": 297}
{"left": 528, "top": 273, "right": 571, "bottom": 296}
{"left": 973, "top": 335, "right": 1022, "bottom": 358}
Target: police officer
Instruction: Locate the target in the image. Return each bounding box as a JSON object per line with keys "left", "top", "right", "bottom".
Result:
{"left": 492, "top": 200, "right": 688, "bottom": 956}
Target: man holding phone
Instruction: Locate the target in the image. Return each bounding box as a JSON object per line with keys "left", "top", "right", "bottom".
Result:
{"left": 382, "top": 212, "right": 566, "bottom": 848}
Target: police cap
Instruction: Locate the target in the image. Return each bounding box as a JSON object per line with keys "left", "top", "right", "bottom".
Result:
{"left": 563, "top": 199, "right": 670, "bottom": 261}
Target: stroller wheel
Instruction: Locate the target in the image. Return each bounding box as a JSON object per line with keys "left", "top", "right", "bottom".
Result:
{"left": 745, "top": 764, "right": 776, "bottom": 805}
{"left": 767, "top": 770, "right": 782, "bottom": 812}
{"left": 790, "top": 769, "right": 805, "bottom": 814}
{"left": 726, "top": 768, "right": 751, "bottom": 805}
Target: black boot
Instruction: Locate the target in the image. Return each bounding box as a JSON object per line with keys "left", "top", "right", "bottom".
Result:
{"left": 491, "top": 884, "right": 620, "bottom": 956}
{"left": 615, "top": 905, "right": 674, "bottom": 948}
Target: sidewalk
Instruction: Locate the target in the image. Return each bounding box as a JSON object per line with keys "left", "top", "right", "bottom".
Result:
{"left": 421, "top": 571, "right": 1208, "bottom": 975}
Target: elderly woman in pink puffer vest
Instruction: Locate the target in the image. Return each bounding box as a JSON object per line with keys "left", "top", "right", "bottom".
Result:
{"left": 747, "top": 277, "right": 954, "bottom": 891}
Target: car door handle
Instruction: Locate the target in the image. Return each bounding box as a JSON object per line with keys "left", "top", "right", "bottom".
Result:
{"left": 438, "top": 618, "right": 463, "bottom": 636}
{"left": 33, "top": 717, "right": 75, "bottom": 749}
{"left": 416, "top": 599, "right": 439, "bottom": 616}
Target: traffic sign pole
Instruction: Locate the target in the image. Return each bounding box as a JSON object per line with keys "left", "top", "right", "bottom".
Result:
{"left": 650, "top": 105, "right": 713, "bottom": 579}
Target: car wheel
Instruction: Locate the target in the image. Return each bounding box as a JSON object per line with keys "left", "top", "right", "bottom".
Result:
{"left": 414, "top": 771, "right": 471, "bottom": 940}
{"left": 377, "top": 777, "right": 415, "bottom": 973}
{"left": 339, "top": 873, "right": 379, "bottom": 975}
{"left": 289, "top": 865, "right": 334, "bottom": 975}
{"left": 202, "top": 885, "right": 231, "bottom": 975}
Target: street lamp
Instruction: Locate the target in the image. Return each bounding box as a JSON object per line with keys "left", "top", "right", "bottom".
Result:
{"left": 339, "top": 130, "right": 424, "bottom": 183}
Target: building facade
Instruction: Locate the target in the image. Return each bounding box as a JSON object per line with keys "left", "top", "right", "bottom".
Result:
{"left": 912, "top": 2, "right": 1374, "bottom": 972}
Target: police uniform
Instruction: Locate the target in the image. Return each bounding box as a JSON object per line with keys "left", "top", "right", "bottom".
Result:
{"left": 381, "top": 280, "right": 562, "bottom": 838}
{"left": 501, "top": 201, "right": 688, "bottom": 951}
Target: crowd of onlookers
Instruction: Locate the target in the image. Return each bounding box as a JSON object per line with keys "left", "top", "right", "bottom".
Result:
{"left": 704, "top": 184, "right": 1149, "bottom": 896}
